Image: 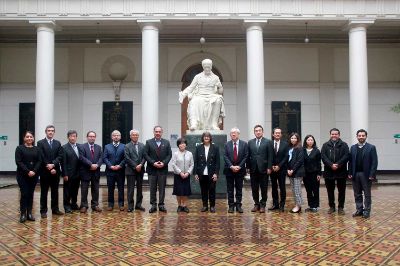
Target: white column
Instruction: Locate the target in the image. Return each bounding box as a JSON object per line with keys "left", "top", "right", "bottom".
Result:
{"left": 245, "top": 20, "right": 267, "bottom": 138}
{"left": 31, "top": 21, "right": 55, "bottom": 140}
{"left": 139, "top": 20, "right": 160, "bottom": 141}
{"left": 348, "top": 20, "right": 374, "bottom": 143}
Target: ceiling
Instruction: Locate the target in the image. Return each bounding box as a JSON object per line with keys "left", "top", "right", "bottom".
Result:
{"left": 0, "top": 18, "right": 399, "bottom": 44}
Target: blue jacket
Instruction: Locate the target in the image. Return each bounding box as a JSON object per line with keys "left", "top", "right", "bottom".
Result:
{"left": 103, "top": 143, "right": 126, "bottom": 176}
{"left": 348, "top": 142, "right": 378, "bottom": 178}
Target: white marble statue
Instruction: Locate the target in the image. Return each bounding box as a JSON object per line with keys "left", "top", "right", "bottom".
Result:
{"left": 178, "top": 59, "right": 225, "bottom": 131}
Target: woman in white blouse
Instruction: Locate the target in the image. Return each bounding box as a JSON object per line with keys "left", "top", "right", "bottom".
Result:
{"left": 171, "top": 138, "right": 194, "bottom": 213}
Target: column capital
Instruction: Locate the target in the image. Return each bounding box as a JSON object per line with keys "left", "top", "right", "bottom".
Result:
{"left": 137, "top": 19, "right": 161, "bottom": 30}
{"left": 29, "top": 20, "right": 58, "bottom": 32}
{"left": 243, "top": 19, "right": 268, "bottom": 30}
{"left": 346, "top": 19, "right": 375, "bottom": 31}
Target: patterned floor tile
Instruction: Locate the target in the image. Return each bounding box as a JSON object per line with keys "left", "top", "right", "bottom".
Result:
{"left": 0, "top": 185, "right": 398, "bottom": 265}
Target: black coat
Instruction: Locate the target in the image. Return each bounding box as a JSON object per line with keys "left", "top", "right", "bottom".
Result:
{"left": 348, "top": 143, "right": 378, "bottom": 178}
{"left": 303, "top": 147, "right": 322, "bottom": 175}
{"left": 37, "top": 138, "right": 63, "bottom": 176}
{"left": 144, "top": 138, "right": 172, "bottom": 175}
{"left": 62, "top": 143, "right": 80, "bottom": 179}
{"left": 287, "top": 146, "right": 305, "bottom": 178}
{"left": 194, "top": 144, "right": 220, "bottom": 176}
{"left": 223, "top": 139, "right": 248, "bottom": 176}
{"left": 247, "top": 137, "right": 273, "bottom": 174}
{"left": 321, "top": 139, "right": 349, "bottom": 179}
{"left": 271, "top": 140, "right": 289, "bottom": 171}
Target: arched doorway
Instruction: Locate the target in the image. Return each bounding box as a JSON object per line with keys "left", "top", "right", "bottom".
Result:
{"left": 180, "top": 64, "right": 224, "bottom": 136}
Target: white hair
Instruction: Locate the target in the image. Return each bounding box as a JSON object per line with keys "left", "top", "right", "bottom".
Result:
{"left": 201, "top": 58, "right": 213, "bottom": 68}
{"left": 129, "top": 129, "right": 139, "bottom": 135}
{"left": 230, "top": 127, "right": 240, "bottom": 134}
{"left": 111, "top": 130, "right": 121, "bottom": 136}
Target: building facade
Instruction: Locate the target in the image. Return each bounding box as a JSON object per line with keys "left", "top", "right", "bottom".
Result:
{"left": 0, "top": 0, "right": 399, "bottom": 171}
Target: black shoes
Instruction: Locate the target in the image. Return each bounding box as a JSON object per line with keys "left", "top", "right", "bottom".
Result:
{"left": 19, "top": 213, "right": 27, "bottom": 223}
{"left": 236, "top": 206, "right": 243, "bottom": 213}
{"left": 135, "top": 206, "right": 146, "bottom": 212}
{"left": 159, "top": 206, "right": 167, "bottom": 213}
{"left": 362, "top": 211, "right": 370, "bottom": 219}
{"left": 228, "top": 206, "right": 235, "bottom": 213}
{"left": 327, "top": 207, "right": 336, "bottom": 214}
{"left": 337, "top": 208, "right": 345, "bottom": 215}
{"left": 352, "top": 210, "right": 363, "bottom": 217}
{"left": 149, "top": 206, "right": 157, "bottom": 213}
{"left": 41, "top": 213, "right": 47, "bottom": 218}
{"left": 27, "top": 212, "right": 35, "bottom": 221}
{"left": 210, "top": 207, "right": 216, "bottom": 213}
{"left": 201, "top": 207, "right": 208, "bottom": 212}
{"left": 127, "top": 208, "right": 134, "bottom": 212}
{"left": 305, "top": 208, "right": 318, "bottom": 213}
{"left": 268, "top": 206, "right": 280, "bottom": 211}
{"left": 52, "top": 210, "right": 64, "bottom": 215}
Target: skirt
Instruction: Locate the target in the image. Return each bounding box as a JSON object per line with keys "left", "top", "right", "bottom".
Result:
{"left": 172, "top": 174, "right": 192, "bottom": 196}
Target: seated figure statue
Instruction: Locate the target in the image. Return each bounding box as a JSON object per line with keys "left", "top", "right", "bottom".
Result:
{"left": 179, "top": 59, "right": 225, "bottom": 131}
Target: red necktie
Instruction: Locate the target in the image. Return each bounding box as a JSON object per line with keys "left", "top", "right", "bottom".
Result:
{"left": 90, "top": 145, "right": 95, "bottom": 160}
{"left": 233, "top": 142, "right": 238, "bottom": 164}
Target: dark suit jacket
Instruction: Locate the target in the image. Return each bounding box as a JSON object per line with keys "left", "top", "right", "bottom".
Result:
{"left": 194, "top": 144, "right": 220, "bottom": 176}
{"left": 37, "top": 138, "right": 63, "bottom": 176}
{"left": 348, "top": 142, "right": 378, "bottom": 178}
{"left": 124, "top": 141, "right": 146, "bottom": 176}
{"left": 103, "top": 143, "right": 126, "bottom": 176}
{"left": 62, "top": 143, "right": 80, "bottom": 179}
{"left": 287, "top": 146, "right": 305, "bottom": 178}
{"left": 271, "top": 140, "right": 289, "bottom": 171}
{"left": 247, "top": 137, "right": 273, "bottom": 174}
{"left": 144, "top": 138, "right": 172, "bottom": 175}
{"left": 223, "top": 140, "right": 248, "bottom": 176}
{"left": 78, "top": 143, "right": 103, "bottom": 181}
{"left": 321, "top": 138, "right": 349, "bottom": 179}
{"left": 303, "top": 147, "right": 322, "bottom": 175}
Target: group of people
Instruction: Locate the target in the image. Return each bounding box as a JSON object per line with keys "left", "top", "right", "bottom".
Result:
{"left": 15, "top": 124, "right": 378, "bottom": 223}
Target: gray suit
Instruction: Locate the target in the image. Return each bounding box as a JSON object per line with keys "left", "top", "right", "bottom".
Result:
{"left": 125, "top": 141, "right": 146, "bottom": 209}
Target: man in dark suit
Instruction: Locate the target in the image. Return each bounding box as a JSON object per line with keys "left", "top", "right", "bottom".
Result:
{"left": 61, "top": 130, "right": 81, "bottom": 213}
{"left": 224, "top": 127, "right": 248, "bottom": 213}
{"left": 79, "top": 131, "right": 103, "bottom": 213}
{"left": 247, "top": 125, "right": 273, "bottom": 213}
{"left": 37, "top": 125, "right": 64, "bottom": 218}
{"left": 269, "top": 127, "right": 289, "bottom": 212}
{"left": 321, "top": 128, "right": 349, "bottom": 215}
{"left": 125, "top": 129, "right": 146, "bottom": 212}
{"left": 348, "top": 129, "right": 378, "bottom": 219}
{"left": 103, "top": 130, "right": 126, "bottom": 211}
{"left": 144, "top": 126, "right": 172, "bottom": 213}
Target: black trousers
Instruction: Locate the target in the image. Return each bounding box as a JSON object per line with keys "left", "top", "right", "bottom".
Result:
{"left": 40, "top": 173, "right": 61, "bottom": 213}
{"left": 199, "top": 175, "right": 216, "bottom": 207}
{"left": 80, "top": 175, "right": 100, "bottom": 209}
{"left": 352, "top": 172, "right": 372, "bottom": 212}
{"left": 126, "top": 173, "right": 144, "bottom": 209}
{"left": 325, "top": 178, "right": 346, "bottom": 209}
{"left": 106, "top": 172, "right": 125, "bottom": 207}
{"left": 270, "top": 170, "right": 286, "bottom": 208}
{"left": 250, "top": 171, "right": 268, "bottom": 207}
{"left": 226, "top": 174, "right": 244, "bottom": 207}
{"left": 63, "top": 177, "right": 80, "bottom": 211}
{"left": 149, "top": 175, "right": 167, "bottom": 207}
{"left": 303, "top": 172, "right": 320, "bottom": 208}
{"left": 17, "top": 175, "right": 38, "bottom": 213}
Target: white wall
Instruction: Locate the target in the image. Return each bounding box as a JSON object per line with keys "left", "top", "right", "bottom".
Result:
{"left": 0, "top": 44, "right": 399, "bottom": 171}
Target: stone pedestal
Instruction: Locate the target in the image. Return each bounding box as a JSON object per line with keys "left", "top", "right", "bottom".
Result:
{"left": 185, "top": 132, "right": 227, "bottom": 199}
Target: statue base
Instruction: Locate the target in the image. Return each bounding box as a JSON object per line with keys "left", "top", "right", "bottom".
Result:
{"left": 185, "top": 133, "right": 227, "bottom": 199}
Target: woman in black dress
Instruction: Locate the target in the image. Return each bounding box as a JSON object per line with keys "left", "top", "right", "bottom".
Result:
{"left": 15, "top": 131, "right": 42, "bottom": 223}
{"left": 171, "top": 138, "right": 194, "bottom": 213}
{"left": 194, "top": 132, "right": 220, "bottom": 213}
{"left": 303, "top": 135, "right": 322, "bottom": 212}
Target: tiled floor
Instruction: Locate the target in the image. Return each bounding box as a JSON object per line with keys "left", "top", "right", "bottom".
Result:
{"left": 0, "top": 184, "right": 399, "bottom": 265}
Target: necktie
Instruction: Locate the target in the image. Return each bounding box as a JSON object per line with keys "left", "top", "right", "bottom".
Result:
{"left": 233, "top": 142, "right": 238, "bottom": 163}
{"left": 256, "top": 139, "right": 260, "bottom": 149}
{"left": 90, "top": 145, "right": 95, "bottom": 160}
{"left": 135, "top": 143, "right": 139, "bottom": 154}
{"left": 73, "top": 144, "right": 79, "bottom": 157}
{"left": 274, "top": 141, "right": 278, "bottom": 154}
{"left": 49, "top": 139, "right": 53, "bottom": 149}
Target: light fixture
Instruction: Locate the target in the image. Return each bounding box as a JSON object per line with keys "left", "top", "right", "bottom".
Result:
{"left": 95, "top": 22, "right": 101, "bottom": 44}
{"left": 304, "top": 22, "right": 310, "bottom": 43}
{"left": 199, "top": 21, "right": 205, "bottom": 52}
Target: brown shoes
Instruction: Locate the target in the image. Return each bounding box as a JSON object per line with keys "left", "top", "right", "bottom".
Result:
{"left": 251, "top": 206, "right": 260, "bottom": 212}
{"left": 80, "top": 207, "right": 87, "bottom": 213}
{"left": 259, "top": 207, "right": 266, "bottom": 213}
{"left": 93, "top": 207, "right": 102, "bottom": 212}
{"left": 106, "top": 207, "right": 113, "bottom": 211}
